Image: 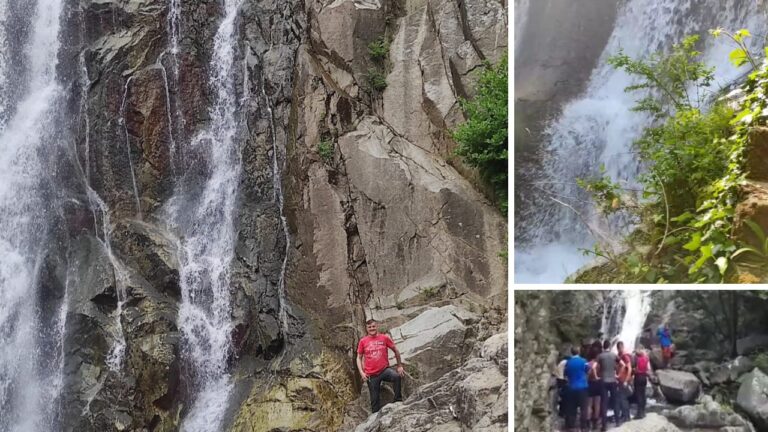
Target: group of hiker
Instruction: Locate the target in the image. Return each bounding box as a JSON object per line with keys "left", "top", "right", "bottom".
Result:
{"left": 554, "top": 325, "right": 674, "bottom": 432}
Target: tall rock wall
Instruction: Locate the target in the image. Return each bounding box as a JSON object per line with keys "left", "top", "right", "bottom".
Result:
{"left": 10, "top": 0, "right": 507, "bottom": 430}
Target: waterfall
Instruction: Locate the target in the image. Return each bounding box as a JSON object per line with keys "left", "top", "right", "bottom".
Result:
{"left": 0, "top": 0, "right": 66, "bottom": 430}
{"left": 172, "top": 1, "right": 244, "bottom": 429}
{"left": 514, "top": 0, "right": 529, "bottom": 50}
{"left": 515, "top": 0, "right": 768, "bottom": 282}
{"left": 601, "top": 291, "right": 652, "bottom": 353}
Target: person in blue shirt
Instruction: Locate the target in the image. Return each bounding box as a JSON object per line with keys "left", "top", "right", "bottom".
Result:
{"left": 657, "top": 324, "right": 673, "bottom": 368}
{"left": 564, "top": 345, "right": 591, "bottom": 432}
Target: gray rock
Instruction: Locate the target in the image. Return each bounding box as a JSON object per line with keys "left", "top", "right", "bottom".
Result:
{"left": 710, "top": 357, "right": 755, "bottom": 385}
{"left": 354, "top": 332, "right": 507, "bottom": 432}
{"left": 736, "top": 368, "right": 768, "bottom": 430}
{"left": 737, "top": 335, "right": 768, "bottom": 356}
{"left": 657, "top": 369, "right": 701, "bottom": 404}
{"left": 387, "top": 305, "right": 479, "bottom": 383}
{"left": 613, "top": 413, "right": 681, "bottom": 432}
{"left": 662, "top": 395, "right": 754, "bottom": 430}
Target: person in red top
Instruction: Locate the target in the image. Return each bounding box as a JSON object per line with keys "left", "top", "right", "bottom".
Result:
{"left": 356, "top": 318, "right": 405, "bottom": 413}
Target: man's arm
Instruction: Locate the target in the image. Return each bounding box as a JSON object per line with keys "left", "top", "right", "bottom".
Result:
{"left": 391, "top": 344, "right": 405, "bottom": 377}
{"left": 356, "top": 353, "right": 368, "bottom": 381}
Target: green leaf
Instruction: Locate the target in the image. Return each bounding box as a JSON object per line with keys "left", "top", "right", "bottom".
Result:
{"left": 715, "top": 256, "right": 728, "bottom": 276}
{"left": 745, "top": 220, "right": 766, "bottom": 246}
{"left": 729, "top": 48, "right": 749, "bottom": 68}
{"left": 671, "top": 212, "right": 694, "bottom": 223}
{"left": 732, "top": 246, "right": 761, "bottom": 259}
{"left": 683, "top": 233, "right": 702, "bottom": 251}
{"left": 735, "top": 29, "right": 752, "bottom": 39}
{"left": 710, "top": 28, "right": 723, "bottom": 38}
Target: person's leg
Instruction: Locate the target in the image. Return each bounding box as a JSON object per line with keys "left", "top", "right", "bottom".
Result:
{"left": 367, "top": 373, "right": 384, "bottom": 413}
{"left": 579, "top": 390, "right": 589, "bottom": 431}
{"left": 613, "top": 383, "right": 621, "bottom": 425}
{"left": 609, "top": 382, "right": 620, "bottom": 426}
{"left": 636, "top": 376, "right": 647, "bottom": 418}
{"left": 599, "top": 382, "right": 609, "bottom": 431}
{"left": 592, "top": 395, "right": 601, "bottom": 430}
{"left": 564, "top": 388, "right": 576, "bottom": 431}
{"left": 621, "top": 384, "right": 630, "bottom": 422}
{"left": 380, "top": 367, "right": 403, "bottom": 402}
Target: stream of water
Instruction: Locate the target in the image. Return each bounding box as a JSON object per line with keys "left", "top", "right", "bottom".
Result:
{"left": 0, "top": 0, "right": 66, "bottom": 430}
{"left": 171, "top": 1, "right": 245, "bottom": 429}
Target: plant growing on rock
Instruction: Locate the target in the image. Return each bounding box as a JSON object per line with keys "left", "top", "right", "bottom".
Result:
{"left": 368, "top": 36, "right": 390, "bottom": 62}
{"left": 453, "top": 54, "right": 508, "bottom": 215}
{"left": 367, "top": 68, "right": 388, "bottom": 91}
{"left": 317, "top": 139, "right": 334, "bottom": 164}
{"left": 576, "top": 32, "right": 768, "bottom": 283}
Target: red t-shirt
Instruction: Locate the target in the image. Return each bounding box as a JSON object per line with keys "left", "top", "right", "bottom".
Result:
{"left": 357, "top": 334, "right": 395, "bottom": 376}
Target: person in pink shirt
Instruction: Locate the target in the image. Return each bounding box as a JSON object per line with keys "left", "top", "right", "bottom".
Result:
{"left": 356, "top": 318, "right": 406, "bottom": 413}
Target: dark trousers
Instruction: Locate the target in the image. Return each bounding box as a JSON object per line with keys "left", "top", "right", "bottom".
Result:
{"left": 634, "top": 375, "right": 647, "bottom": 418}
{"left": 367, "top": 367, "right": 402, "bottom": 413}
{"left": 601, "top": 381, "right": 620, "bottom": 427}
{"left": 557, "top": 378, "right": 568, "bottom": 417}
{"left": 565, "top": 388, "right": 589, "bottom": 430}
{"left": 617, "top": 382, "right": 631, "bottom": 422}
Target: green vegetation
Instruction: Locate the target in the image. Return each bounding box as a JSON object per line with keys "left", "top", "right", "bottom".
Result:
{"left": 453, "top": 55, "right": 508, "bottom": 215}
{"left": 578, "top": 31, "right": 768, "bottom": 283}
{"left": 419, "top": 286, "right": 440, "bottom": 299}
{"left": 368, "top": 36, "right": 390, "bottom": 61}
{"left": 317, "top": 139, "right": 334, "bottom": 164}
{"left": 754, "top": 352, "right": 768, "bottom": 374}
{"left": 367, "top": 69, "right": 388, "bottom": 91}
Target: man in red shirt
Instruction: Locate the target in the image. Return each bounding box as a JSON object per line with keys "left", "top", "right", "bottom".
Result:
{"left": 356, "top": 318, "right": 405, "bottom": 413}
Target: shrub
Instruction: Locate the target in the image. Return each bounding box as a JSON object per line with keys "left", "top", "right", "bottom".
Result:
{"left": 367, "top": 69, "right": 388, "bottom": 91}
{"left": 453, "top": 54, "right": 508, "bottom": 215}
{"left": 368, "top": 36, "right": 390, "bottom": 61}
{"left": 317, "top": 139, "right": 334, "bottom": 164}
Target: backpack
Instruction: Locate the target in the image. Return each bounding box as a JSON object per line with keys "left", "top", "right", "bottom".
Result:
{"left": 636, "top": 355, "right": 649, "bottom": 374}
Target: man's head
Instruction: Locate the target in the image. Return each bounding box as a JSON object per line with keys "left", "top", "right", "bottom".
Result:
{"left": 603, "top": 339, "right": 611, "bottom": 351}
{"left": 571, "top": 345, "right": 580, "bottom": 356}
{"left": 365, "top": 319, "right": 378, "bottom": 336}
{"left": 617, "top": 341, "right": 625, "bottom": 354}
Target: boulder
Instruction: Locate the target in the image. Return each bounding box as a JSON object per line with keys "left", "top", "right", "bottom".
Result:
{"left": 650, "top": 347, "right": 666, "bottom": 370}
{"left": 656, "top": 370, "right": 701, "bottom": 404}
{"left": 736, "top": 368, "right": 768, "bottom": 430}
{"left": 354, "top": 332, "right": 507, "bottom": 432}
{"left": 612, "top": 413, "right": 681, "bottom": 432}
{"left": 387, "top": 305, "right": 479, "bottom": 383}
{"left": 737, "top": 335, "right": 768, "bottom": 356}
{"left": 710, "top": 357, "right": 755, "bottom": 385}
{"left": 662, "top": 395, "right": 753, "bottom": 430}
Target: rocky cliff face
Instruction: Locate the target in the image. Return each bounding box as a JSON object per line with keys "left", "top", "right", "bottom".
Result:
{"left": 8, "top": 0, "right": 507, "bottom": 430}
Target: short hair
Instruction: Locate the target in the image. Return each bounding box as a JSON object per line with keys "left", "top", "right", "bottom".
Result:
{"left": 571, "top": 345, "right": 580, "bottom": 356}
{"left": 617, "top": 341, "right": 624, "bottom": 350}
{"left": 603, "top": 340, "right": 611, "bottom": 350}
{"left": 366, "top": 319, "right": 377, "bottom": 325}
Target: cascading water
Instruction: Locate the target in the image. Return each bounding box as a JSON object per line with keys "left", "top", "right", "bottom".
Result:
{"left": 601, "top": 290, "right": 652, "bottom": 353}
{"left": 0, "top": 0, "right": 66, "bottom": 430}
{"left": 171, "top": 1, "right": 244, "bottom": 429}
{"left": 516, "top": 0, "right": 768, "bottom": 282}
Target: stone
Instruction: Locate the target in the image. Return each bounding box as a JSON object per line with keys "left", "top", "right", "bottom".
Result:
{"left": 736, "top": 368, "right": 768, "bottom": 431}
{"left": 656, "top": 369, "right": 701, "bottom": 404}
{"left": 387, "top": 306, "right": 478, "bottom": 382}
{"left": 612, "top": 414, "right": 681, "bottom": 432}
{"left": 737, "top": 334, "right": 768, "bottom": 356}
{"left": 353, "top": 332, "right": 507, "bottom": 432}
{"left": 662, "top": 395, "right": 753, "bottom": 430}
{"left": 710, "top": 357, "right": 755, "bottom": 385}
{"left": 746, "top": 127, "right": 768, "bottom": 182}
